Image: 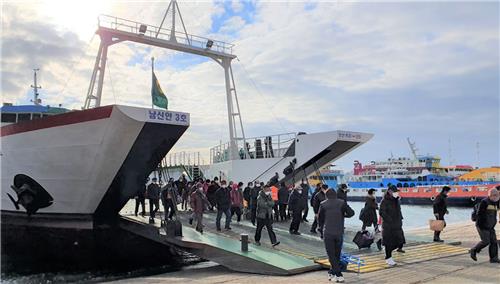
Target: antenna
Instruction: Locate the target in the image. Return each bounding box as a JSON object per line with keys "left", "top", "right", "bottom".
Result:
{"left": 30, "top": 68, "right": 42, "bottom": 105}
{"left": 407, "top": 137, "right": 418, "bottom": 160}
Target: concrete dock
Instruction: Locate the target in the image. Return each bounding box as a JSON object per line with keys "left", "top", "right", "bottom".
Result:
{"left": 116, "top": 202, "right": 500, "bottom": 283}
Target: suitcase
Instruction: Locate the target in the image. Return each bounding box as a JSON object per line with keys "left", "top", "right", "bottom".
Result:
{"left": 353, "top": 230, "right": 374, "bottom": 249}
{"left": 165, "top": 219, "right": 183, "bottom": 237}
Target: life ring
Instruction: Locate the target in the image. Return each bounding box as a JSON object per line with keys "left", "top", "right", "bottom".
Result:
{"left": 430, "top": 196, "right": 435, "bottom": 201}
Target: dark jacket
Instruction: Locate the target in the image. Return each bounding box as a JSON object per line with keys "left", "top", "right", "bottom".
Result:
{"left": 476, "top": 197, "right": 498, "bottom": 230}
{"left": 206, "top": 183, "right": 219, "bottom": 205}
{"left": 256, "top": 191, "right": 275, "bottom": 219}
{"left": 433, "top": 192, "right": 448, "bottom": 218}
{"left": 215, "top": 186, "right": 232, "bottom": 210}
{"left": 147, "top": 183, "right": 160, "bottom": 200}
{"left": 288, "top": 189, "right": 304, "bottom": 212}
{"left": 161, "top": 184, "right": 177, "bottom": 206}
{"left": 137, "top": 184, "right": 146, "bottom": 199}
{"left": 249, "top": 186, "right": 261, "bottom": 208}
{"left": 278, "top": 185, "right": 289, "bottom": 205}
{"left": 360, "top": 196, "right": 378, "bottom": 225}
{"left": 318, "top": 198, "right": 355, "bottom": 236}
{"left": 300, "top": 183, "right": 309, "bottom": 206}
{"left": 190, "top": 190, "right": 209, "bottom": 214}
{"left": 380, "top": 193, "right": 405, "bottom": 247}
{"left": 337, "top": 188, "right": 347, "bottom": 201}
{"left": 243, "top": 186, "right": 252, "bottom": 203}
{"left": 312, "top": 190, "right": 327, "bottom": 214}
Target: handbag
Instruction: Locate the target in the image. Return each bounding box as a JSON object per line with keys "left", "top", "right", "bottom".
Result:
{"left": 429, "top": 219, "right": 445, "bottom": 232}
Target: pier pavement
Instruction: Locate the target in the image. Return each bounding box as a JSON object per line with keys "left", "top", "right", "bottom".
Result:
{"left": 117, "top": 202, "right": 500, "bottom": 283}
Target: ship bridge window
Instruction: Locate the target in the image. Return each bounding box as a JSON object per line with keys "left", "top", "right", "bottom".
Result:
{"left": 1, "top": 113, "right": 16, "bottom": 123}
{"left": 18, "top": 113, "right": 31, "bottom": 121}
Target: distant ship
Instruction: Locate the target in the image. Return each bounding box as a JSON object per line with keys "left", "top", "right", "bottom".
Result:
{"left": 309, "top": 139, "right": 499, "bottom": 206}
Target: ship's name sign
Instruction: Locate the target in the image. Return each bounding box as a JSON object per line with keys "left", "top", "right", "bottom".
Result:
{"left": 338, "top": 131, "right": 363, "bottom": 141}
{"left": 147, "top": 110, "right": 190, "bottom": 126}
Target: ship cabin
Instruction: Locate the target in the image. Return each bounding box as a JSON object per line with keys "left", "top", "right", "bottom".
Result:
{"left": 1, "top": 103, "right": 69, "bottom": 126}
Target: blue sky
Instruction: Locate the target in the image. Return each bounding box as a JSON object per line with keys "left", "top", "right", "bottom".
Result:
{"left": 2, "top": 1, "right": 499, "bottom": 172}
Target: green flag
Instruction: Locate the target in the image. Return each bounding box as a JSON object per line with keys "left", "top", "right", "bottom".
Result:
{"left": 151, "top": 71, "right": 168, "bottom": 109}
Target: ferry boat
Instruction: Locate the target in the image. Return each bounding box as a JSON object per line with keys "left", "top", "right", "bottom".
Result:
{"left": 309, "top": 140, "right": 499, "bottom": 206}
{"left": 1, "top": 0, "right": 373, "bottom": 266}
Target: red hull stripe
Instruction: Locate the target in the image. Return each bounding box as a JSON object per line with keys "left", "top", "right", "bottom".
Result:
{"left": 0, "top": 105, "right": 113, "bottom": 137}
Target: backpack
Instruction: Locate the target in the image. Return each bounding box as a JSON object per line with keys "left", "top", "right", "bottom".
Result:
{"left": 471, "top": 201, "right": 481, "bottom": 222}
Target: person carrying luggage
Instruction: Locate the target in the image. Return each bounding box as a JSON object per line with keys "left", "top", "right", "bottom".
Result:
{"left": 318, "top": 189, "right": 354, "bottom": 282}
{"left": 432, "top": 186, "right": 450, "bottom": 242}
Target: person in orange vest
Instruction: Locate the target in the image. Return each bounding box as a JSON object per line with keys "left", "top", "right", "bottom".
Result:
{"left": 271, "top": 184, "right": 279, "bottom": 221}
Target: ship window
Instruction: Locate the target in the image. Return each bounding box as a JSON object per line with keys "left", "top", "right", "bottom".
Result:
{"left": 452, "top": 188, "right": 458, "bottom": 192}
{"left": 1, "top": 113, "right": 16, "bottom": 123}
{"left": 32, "top": 113, "right": 41, "bottom": 119}
{"left": 42, "top": 114, "right": 50, "bottom": 117}
{"left": 410, "top": 183, "right": 415, "bottom": 187}
{"left": 402, "top": 189, "right": 409, "bottom": 193}
{"left": 425, "top": 188, "right": 432, "bottom": 193}
{"left": 18, "top": 113, "right": 31, "bottom": 121}
{"left": 412, "top": 189, "right": 419, "bottom": 193}
{"left": 462, "top": 188, "right": 470, "bottom": 192}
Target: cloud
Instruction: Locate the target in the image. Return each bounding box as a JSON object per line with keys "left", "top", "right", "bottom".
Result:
{"left": 1, "top": 1, "right": 498, "bottom": 171}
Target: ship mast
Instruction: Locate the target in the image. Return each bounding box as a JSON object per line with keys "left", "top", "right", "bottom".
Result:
{"left": 30, "top": 68, "right": 41, "bottom": 105}
{"left": 83, "top": 0, "right": 246, "bottom": 161}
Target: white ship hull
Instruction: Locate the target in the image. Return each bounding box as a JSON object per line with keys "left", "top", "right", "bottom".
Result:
{"left": 1, "top": 105, "right": 189, "bottom": 228}
{"left": 203, "top": 131, "right": 373, "bottom": 185}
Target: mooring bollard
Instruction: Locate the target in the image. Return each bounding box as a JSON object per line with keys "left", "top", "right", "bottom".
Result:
{"left": 241, "top": 234, "right": 248, "bottom": 252}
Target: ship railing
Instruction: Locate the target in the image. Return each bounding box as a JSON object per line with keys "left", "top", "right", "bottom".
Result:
{"left": 161, "top": 151, "right": 206, "bottom": 168}
{"left": 210, "top": 132, "right": 297, "bottom": 164}
{"left": 97, "top": 14, "right": 234, "bottom": 55}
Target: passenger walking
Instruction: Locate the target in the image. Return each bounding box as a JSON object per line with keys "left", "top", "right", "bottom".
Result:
{"left": 300, "top": 179, "right": 310, "bottom": 222}
{"left": 379, "top": 185, "right": 405, "bottom": 266}
{"left": 311, "top": 184, "right": 328, "bottom": 236}
{"left": 277, "top": 182, "right": 289, "bottom": 221}
{"left": 230, "top": 182, "right": 244, "bottom": 223}
{"left": 135, "top": 178, "right": 147, "bottom": 217}
{"left": 147, "top": 177, "right": 161, "bottom": 223}
{"left": 161, "top": 180, "right": 178, "bottom": 221}
{"left": 181, "top": 180, "right": 192, "bottom": 211}
{"left": 254, "top": 185, "right": 280, "bottom": 247}
{"left": 360, "top": 188, "right": 379, "bottom": 232}
{"left": 243, "top": 182, "right": 253, "bottom": 207}
{"left": 249, "top": 182, "right": 262, "bottom": 226}
{"left": 288, "top": 185, "right": 305, "bottom": 235}
{"left": 337, "top": 184, "right": 348, "bottom": 202}
{"left": 190, "top": 182, "right": 210, "bottom": 233}
{"left": 432, "top": 186, "right": 450, "bottom": 242}
{"left": 271, "top": 184, "right": 279, "bottom": 221}
{"left": 470, "top": 187, "right": 500, "bottom": 263}
{"left": 206, "top": 180, "right": 219, "bottom": 211}
{"left": 215, "top": 180, "right": 232, "bottom": 231}
{"left": 318, "top": 189, "right": 354, "bottom": 283}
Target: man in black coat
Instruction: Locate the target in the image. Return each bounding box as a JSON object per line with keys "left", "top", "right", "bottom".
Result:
{"left": 288, "top": 186, "right": 304, "bottom": 235}
{"left": 135, "top": 178, "right": 147, "bottom": 217}
{"left": 300, "top": 179, "right": 310, "bottom": 222}
{"left": 249, "top": 182, "right": 262, "bottom": 226}
{"left": 470, "top": 187, "right": 500, "bottom": 263}
{"left": 432, "top": 186, "right": 450, "bottom": 242}
{"left": 215, "top": 180, "right": 232, "bottom": 231}
{"left": 337, "top": 184, "right": 348, "bottom": 202}
{"left": 318, "top": 189, "right": 354, "bottom": 282}
{"left": 206, "top": 180, "right": 219, "bottom": 211}
{"left": 379, "top": 185, "right": 405, "bottom": 266}
{"left": 277, "top": 182, "right": 290, "bottom": 221}
{"left": 147, "top": 177, "right": 161, "bottom": 223}
{"left": 311, "top": 184, "right": 328, "bottom": 235}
